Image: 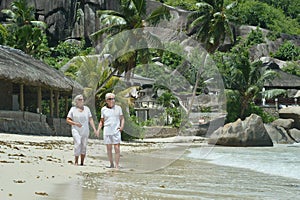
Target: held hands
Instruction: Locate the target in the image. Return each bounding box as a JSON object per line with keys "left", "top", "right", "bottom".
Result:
{"left": 95, "top": 129, "right": 100, "bottom": 137}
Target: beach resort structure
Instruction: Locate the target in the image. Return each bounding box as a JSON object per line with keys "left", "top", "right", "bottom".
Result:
{"left": 0, "top": 45, "right": 82, "bottom": 136}
{"left": 259, "top": 60, "right": 300, "bottom": 115}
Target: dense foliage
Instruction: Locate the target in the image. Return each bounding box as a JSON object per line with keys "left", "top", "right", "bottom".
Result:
{"left": 273, "top": 41, "right": 300, "bottom": 61}
{"left": 228, "top": 1, "right": 300, "bottom": 35}
{"left": 1, "top": 0, "right": 299, "bottom": 128}
{"left": 213, "top": 35, "right": 278, "bottom": 122}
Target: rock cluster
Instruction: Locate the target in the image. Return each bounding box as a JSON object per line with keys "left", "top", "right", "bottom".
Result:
{"left": 208, "top": 108, "right": 300, "bottom": 146}
{"left": 208, "top": 114, "right": 273, "bottom": 147}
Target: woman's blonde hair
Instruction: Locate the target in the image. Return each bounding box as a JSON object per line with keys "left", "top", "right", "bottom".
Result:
{"left": 73, "top": 94, "right": 84, "bottom": 106}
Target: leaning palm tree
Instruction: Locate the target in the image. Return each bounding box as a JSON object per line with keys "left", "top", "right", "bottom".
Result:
{"left": 187, "top": 0, "right": 237, "bottom": 53}
{"left": 90, "top": 0, "right": 170, "bottom": 80}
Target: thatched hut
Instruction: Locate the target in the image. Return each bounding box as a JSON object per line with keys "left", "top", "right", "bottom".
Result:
{"left": 263, "top": 69, "right": 300, "bottom": 107}
{"left": 264, "top": 69, "right": 300, "bottom": 90}
{"left": 0, "top": 45, "right": 82, "bottom": 135}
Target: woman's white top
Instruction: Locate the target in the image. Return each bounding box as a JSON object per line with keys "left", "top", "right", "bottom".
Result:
{"left": 101, "top": 105, "right": 123, "bottom": 136}
{"left": 67, "top": 106, "right": 92, "bottom": 136}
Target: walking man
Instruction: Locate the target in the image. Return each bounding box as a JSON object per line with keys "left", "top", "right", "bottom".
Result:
{"left": 96, "top": 93, "right": 124, "bottom": 169}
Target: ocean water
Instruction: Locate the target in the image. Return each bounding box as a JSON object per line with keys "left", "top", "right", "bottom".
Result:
{"left": 187, "top": 143, "right": 300, "bottom": 181}
{"left": 49, "top": 143, "right": 300, "bottom": 200}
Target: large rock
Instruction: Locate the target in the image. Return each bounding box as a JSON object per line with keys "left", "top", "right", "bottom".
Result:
{"left": 0, "top": 0, "right": 120, "bottom": 45}
{"left": 271, "top": 118, "right": 294, "bottom": 129}
{"left": 208, "top": 114, "right": 273, "bottom": 146}
{"left": 289, "top": 128, "right": 300, "bottom": 143}
{"left": 279, "top": 107, "right": 300, "bottom": 129}
{"left": 264, "top": 124, "right": 295, "bottom": 144}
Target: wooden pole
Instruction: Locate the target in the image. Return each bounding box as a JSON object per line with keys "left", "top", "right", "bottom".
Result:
{"left": 50, "top": 89, "right": 53, "bottom": 117}
{"left": 37, "top": 86, "right": 42, "bottom": 113}
{"left": 20, "top": 84, "right": 24, "bottom": 111}
{"left": 54, "top": 91, "right": 59, "bottom": 117}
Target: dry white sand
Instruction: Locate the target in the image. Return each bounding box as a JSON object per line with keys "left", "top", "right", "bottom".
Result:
{"left": 0, "top": 133, "right": 154, "bottom": 199}
{"left": 0, "top": 133, "right": 205, "bottom": 199}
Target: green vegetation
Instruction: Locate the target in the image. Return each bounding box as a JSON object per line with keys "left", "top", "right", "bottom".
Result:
{"left": 228, "top": 1, "right": 300, "bottom": 35}
{"left": 2, "top": 0, "right": 48, "bottom": 56}
{"left": 43, "top": 41, "right": 93, "bottom": 70}
{"left": 0, "top": 24, "right": 8, "bottom": 44}
{"left": 273, "top": 41, "right": 300, "bottom": 61}
{"left": 281, "top": 62, "right": 300, "bottom": 77}
{"left": 187, "top": 0, "right": 236, "bottom": 53}
{"left": 245, "top": 27, "right": 265, "bottom": 46}
{"left": 1, "top": 0, "right": 299, "bottom": 132}
{"left": 90, "top": 0, "right": 170, "bottom": 81}
{"left": 213, "top": 37, "right": 278, "bottom": 122}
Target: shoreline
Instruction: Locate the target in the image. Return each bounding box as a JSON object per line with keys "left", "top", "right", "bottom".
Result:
{"left": 1, "top": 133, "right": 300, "bottom": 199}
{"left": 0, "top": 133, "right": 205, "bottom": 199}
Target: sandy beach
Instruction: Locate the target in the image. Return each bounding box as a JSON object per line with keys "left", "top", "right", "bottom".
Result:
{"left": 2, "top": 133, "right": 300, "bottom": 200}
{"left": 0, "top": 133, "right": 204, "bottom": 199}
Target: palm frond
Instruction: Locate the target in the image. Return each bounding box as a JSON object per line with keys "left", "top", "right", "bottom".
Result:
{"left": 195, "top": 2, "right": 213, "bottom": 11}
{"left": 189, "top": 15, "right": 207, "bottom": 29}
{"left": 96, "top": 10, "right": 125, "bottom": 19}
{"left": 225, "top": 1, "right": 238, "bottom": 10}
{"left": 260, "top": 69, "right": 279, "bottom": 82}
{"left": 263, "top": 89, "right": 287, "bottom": 99}
{"left": 1, "top": 9, "right": 15, "bottom": 19}
{"left": 90, "top": 24, "right": 128, "bottom": 41}
{"left": 146, "top": 5, "right": 170, "bottom": 26}
{"left": 142, "top": 30, "right": 164, "bottom": 49}
{"left": 100, "top": 15, "right": 127, "bottom": 26}
{"left": 30, "top": 21, "right": 47, "bottom": 29}
{"left": 132, "top": 0, "right": 146, "bottom": 16}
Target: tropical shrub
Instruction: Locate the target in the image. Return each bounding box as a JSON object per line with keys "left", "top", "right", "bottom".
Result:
{"left": 273, "top": 41, "right": 300, "bottom": 61}
{"left": 245, "top": 27, "right": 265, "bottom": 46}
{"left": 281, "top": 62, "right": 300, "bottom": 76}
{"left": 0, "top": 24, "right": 8, "bottom": 45}
{"left": 229, "top": 1, "right": 300, "bottom": 35}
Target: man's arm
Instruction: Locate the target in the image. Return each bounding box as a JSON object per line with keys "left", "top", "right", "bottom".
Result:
{"left": 119, "top": 115, "right": 124, "bottom": 132}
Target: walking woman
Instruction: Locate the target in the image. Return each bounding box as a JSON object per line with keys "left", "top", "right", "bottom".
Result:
{"left": 66, "top": 94, "right": 97, "bottom": 166}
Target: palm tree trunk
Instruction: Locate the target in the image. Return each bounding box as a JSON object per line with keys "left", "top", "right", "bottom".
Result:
{"left": 186, "top": 53, "right": 209, "bottom": 118}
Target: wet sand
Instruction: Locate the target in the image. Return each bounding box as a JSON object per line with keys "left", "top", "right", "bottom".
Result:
{"left": 0, "top": 133, "right": 169, "bottom": 199}
{"left": 1, "top": 133, "right": 300, "bottom": 200}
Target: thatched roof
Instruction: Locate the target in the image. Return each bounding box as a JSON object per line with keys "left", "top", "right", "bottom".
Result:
{"left": 264, "top": 69, "right": 300, "bottom": 89}
{"left": 0, "top": 45, "right": 82, "bottom": 91}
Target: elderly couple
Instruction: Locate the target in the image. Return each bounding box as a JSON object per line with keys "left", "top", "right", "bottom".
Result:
{"left": 66, "top": 93, "right": 124, "bottom": 169}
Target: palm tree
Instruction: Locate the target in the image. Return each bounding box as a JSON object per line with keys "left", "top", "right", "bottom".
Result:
{"left": 215, "top": 43, "right": 278, "bottom": 121}
{"left": 1, "top": 0, "right": 47, "bottom": 55}
{"left": 185, "top": 0, "right": 238, "bottom": 120}
{"left": 187, "top": 0, "right": 237, "bottom": 53}
{"left": 90, "top": 0, "right": 170, "bottom": 80}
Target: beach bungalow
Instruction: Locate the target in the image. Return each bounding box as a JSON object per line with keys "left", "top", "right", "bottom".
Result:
{"left": 263, "top": 69, "right": 300, "bottom": 106}
{"left": 0, "top": 45, "right": 82, "bottom": 135}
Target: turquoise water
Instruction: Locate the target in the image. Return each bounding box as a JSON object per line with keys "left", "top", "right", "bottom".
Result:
{"left": 187, "top": 143, "right": 300, "bottom": 180}
{"left": 49, "top": 143, "right": 300, "bottom": 199}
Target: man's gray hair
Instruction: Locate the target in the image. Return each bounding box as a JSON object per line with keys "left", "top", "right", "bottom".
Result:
{"left": 105, "top": 93, "right": 115, "bottom": 100}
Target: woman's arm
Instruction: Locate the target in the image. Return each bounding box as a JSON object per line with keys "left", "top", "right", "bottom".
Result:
{"left": 96, "top": 118, "right": 104, "bottom": 137}
{"left": 89, "top": 117, "right": 97, "bottom": 133}
{"left": 66, "top": 117, "right": 82, "bottom": 127}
